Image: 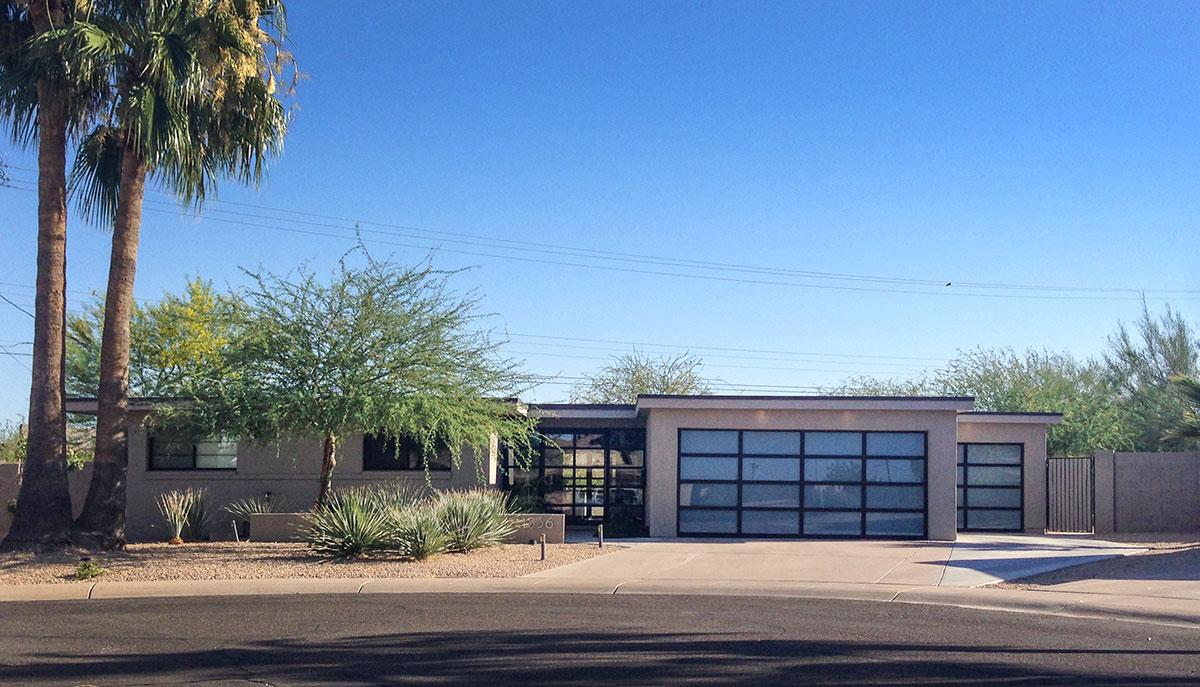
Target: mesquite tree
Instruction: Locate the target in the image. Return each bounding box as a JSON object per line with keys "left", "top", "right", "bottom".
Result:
{"left": 158, "top": 252, "right": 538, "bottom": 507}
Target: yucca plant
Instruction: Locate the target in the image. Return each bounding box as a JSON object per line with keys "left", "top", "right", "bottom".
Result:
{"left": 156, "top": 488, "right": 217, "bottom": 544}
{"left": 303, "top": 489, "right": 394, "bottom": 559}
{"left": 345, "top": 482, "right": 428, "bottom": 513}
{"left": 392, "top": 503, "right": 450, "bottom": 561}
{"left": 434, "top": 489, "right": 517, "bottom": 553}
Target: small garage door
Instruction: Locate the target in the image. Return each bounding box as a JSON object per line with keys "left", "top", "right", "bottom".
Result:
{"left": 957, "top": 443, "right": 1023, "bottom": 532}
{"left": 677, "top": 429, "right": 927, "bottom": 538}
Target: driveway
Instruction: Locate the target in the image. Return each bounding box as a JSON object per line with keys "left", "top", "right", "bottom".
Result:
{"left": 533, "top": 534, "right": 1143, "bottom": 588}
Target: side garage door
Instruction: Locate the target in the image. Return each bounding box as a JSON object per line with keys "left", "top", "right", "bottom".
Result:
{"left": 677, "top": 429, "right": 927, "bottom": 538}
{"left": 957, "top": 443, "right": 1023, "bottom": 532}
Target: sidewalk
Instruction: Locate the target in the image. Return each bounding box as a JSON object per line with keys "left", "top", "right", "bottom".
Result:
{"left": 1, "top": 575, "right": 1197, "bottom": 628}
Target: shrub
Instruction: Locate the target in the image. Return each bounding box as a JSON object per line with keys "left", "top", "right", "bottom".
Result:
{"left": 392, "top": 504, "right": 450, "bottom": 560}
{"left": 304, "top": 489, "right": 394, "bottom": 559}
{"left": 434, "top": 489, "right": 517, "bottom": 553}
{"left": 156, "top": 488, "right": 217, "bottom": 543}
{"left": 75, "top": 560, "right": 105, "bottom": 580}
{"left": 345, "top": 482, "right": 427, "bottom": 512}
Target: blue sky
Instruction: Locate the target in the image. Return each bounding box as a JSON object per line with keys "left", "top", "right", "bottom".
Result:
{"left": 1, "top": 1, "right": 1198, "bottom": 419}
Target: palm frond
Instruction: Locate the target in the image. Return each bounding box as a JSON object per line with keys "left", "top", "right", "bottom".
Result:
{"left": 69, "top": 124, "right": 123, "bottom": 226}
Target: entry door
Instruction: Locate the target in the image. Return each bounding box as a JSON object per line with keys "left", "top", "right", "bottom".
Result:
{"left": 957, "top": 443, "right": 1023, "bottom": 532}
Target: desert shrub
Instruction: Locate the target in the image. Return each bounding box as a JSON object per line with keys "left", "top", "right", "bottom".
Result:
{"left": 434, "top": 489, "right": 517, "bottom": 553}
{"left": 75, "top": 560, "right": 105, "bottom": 580}
{"left": 344, "top": 482, "right": 427, "bottom": 512}
{"left": 156, "top": 488, "right": 217, "bottom": 543}
{"left": 304, "top": 489, "right": 394, "bottom": 559}
{"left": 392, "top": 503, "right": 450, "bottom": 560}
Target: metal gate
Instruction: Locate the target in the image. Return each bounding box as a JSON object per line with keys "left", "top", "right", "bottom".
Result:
{"left": 1046, "top": 457, "right": 1094, "bottom": 533}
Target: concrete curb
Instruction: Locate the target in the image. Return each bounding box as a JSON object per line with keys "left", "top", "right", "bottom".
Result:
{"left": 0, "top": 576, "right": 1197, "bottom": 627}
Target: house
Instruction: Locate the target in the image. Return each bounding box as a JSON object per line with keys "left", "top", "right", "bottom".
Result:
{"left": 64, "top": 395, "right": 1060, "bottom": 542}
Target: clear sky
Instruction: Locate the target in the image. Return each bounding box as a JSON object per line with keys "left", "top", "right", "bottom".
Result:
{"left": 1, "top": 1, "right": 1198, "bottom": 419}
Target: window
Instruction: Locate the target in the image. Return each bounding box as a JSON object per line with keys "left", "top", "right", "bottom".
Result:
{"left": 957, "top": 443, "right": 1023, "bottom": 532}
{"left": 362, "top": 433, "right": 452, "bottom": 471}
{"left": 148, "top": 433, "right": 237, "bottom": 470}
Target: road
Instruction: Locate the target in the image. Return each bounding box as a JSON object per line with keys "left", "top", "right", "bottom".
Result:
{"left": 1, "top": 593, "right": 1197, "bottom": 686}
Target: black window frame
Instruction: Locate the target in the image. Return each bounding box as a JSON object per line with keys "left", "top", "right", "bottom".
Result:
{"left": 362, "top": 433, "right": 453, "bottom": 472}
{"left": 676, "top": 428, "right": 928, "bottom": 539}
{"left": 957, "top": 442, "right": 1024, "bottom": 533}
{"left": 147, "top": 434, "right": 238, "bottom": 472}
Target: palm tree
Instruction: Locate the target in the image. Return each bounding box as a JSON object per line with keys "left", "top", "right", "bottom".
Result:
{"left": 0, "top": 0, "right": 107, "bottom": 550}
{"left": 1166, "top": 375, "right": 1200, "bottom": 446}
{"left": 49, "top": 0, "right": 293, "bottom": 547}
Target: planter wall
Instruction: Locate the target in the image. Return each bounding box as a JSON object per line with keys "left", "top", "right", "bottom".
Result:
{"left": 248, "top": 512, "right": 309, "bottom": 542}
{"left": 505, "top": 513, "right": 565, "bottom": 544}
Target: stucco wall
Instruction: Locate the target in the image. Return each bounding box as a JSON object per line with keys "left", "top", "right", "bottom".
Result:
{"left": 0, "top": 462, "right": 94, "bottom": 540}
{"left": 954, "top": 421, "right": 1050, "bottom": 533}
{"left": 123, "top": 412, "right": 500, "bottom": 542}
{"left": 1099, "top": 451, "right": 1200, "bottom": 533}
{"left": 643, "top": 407, "right": 961, "bottom": 541}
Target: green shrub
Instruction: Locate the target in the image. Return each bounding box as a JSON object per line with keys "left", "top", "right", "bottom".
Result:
{"left": 346, "top": 482, "right": 427, "bottom": 512}
{"left": 74, "top": 560, "right": 105, "bottom": 580}
{"left": 392, "top": 504, "right": 450, "bottom": 560}
{"left": 434, "top": 489, "right": 517, "bottom": 553}
{"left": 304, "top": 489, "right": 394, "bottom": 559}
{"left": 156, "top": 488, "right": 217, "bottom": 543}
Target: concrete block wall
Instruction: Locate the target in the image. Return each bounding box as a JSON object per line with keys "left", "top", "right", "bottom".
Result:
{"left": 1095, "top": 450, "right": 1200, "bottom": 534}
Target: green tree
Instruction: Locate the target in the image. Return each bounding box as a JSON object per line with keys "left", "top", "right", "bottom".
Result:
{"left": 1165, "top": 375, "right": 1200, "bottom": 447}
{"left": 65, "top": 277, "right": 242, "bottom": 398}
{"left": 47, "top": 0, "right": 295, "bottom": 547}
{"left": 834, "top": 348, "right": 1132, "bottom": 456}
{"left": 1, "top": 0, "right": 108, "bottom": 549}
{"left": 571, "top": 350, "right": 713, "bottom": 404}
{"left": 156, "top": 252, "right": 539, "bottom": 508}
{"left": 1104, "top": 304, "right": 1199, "bottom": 451}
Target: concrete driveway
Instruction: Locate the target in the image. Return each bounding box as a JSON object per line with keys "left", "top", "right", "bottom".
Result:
{"left": 532, "top": 534, "right": 1143, "bottom": 588}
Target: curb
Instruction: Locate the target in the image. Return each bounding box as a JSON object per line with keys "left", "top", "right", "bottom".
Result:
{"left": 1, "top": 577, "right": 1197, "bottom": 627}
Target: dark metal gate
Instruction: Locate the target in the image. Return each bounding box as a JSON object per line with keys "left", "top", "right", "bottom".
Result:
{"left": 1046, "top": 457, "right": 1094, "bottom": 533}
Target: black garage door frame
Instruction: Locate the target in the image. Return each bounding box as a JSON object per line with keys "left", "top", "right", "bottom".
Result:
{"left": 957, "top": 442, "right": 1024, "bottom": 533}
{"left": 675, "top": 428, "right": 929, "bottom": 539}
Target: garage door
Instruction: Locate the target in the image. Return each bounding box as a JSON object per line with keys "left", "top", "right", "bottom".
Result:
{"left": 957, "top": 443, "right": 1023, "bottom": 532}
{"left": 677, "top": 429, "right": 927, "bottom": 538}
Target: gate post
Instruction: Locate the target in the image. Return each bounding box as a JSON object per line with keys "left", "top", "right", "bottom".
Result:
{"left": 1093, "top": 450, "right": 1115, "bottom": 536}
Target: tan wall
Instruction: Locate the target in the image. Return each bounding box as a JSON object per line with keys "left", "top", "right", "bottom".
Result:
{"left": 123, "top": 412, "right": 500, "bottom": 542}
{"left": 643, "top": 408, "right": 961, "bottom": 541}
{"left": 0, "top": 462, "right": 94, "bottom": 540}
{"left": 1103, "top": 451, "right": 1200, "bottom": 533}
{"left": 955, "top": 421, "right": 1050, "bottom": 533}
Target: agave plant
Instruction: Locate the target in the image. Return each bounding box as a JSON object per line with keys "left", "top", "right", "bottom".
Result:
{"left": 156, "top": 488, "right": 217, "bottom": 543}
{"left": 434, "top": 489, "right": 517, "bottom": 553}
{"left": 392, "top": 503, "right": 450, "bottom": 561}
{"left": 303, "top": 489, "right": 394, "bottom": 559}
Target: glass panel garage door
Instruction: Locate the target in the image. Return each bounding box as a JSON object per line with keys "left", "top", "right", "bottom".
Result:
{"left": 957, "top": 443, "right": 1023, "bottom": 532}
{"left": 678, "top": 429, "right": 927, "bottom": 538}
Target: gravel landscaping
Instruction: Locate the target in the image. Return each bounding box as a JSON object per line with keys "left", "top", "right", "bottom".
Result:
{"left": 994, "top": 537, "right": 1200, "bottom": 589}
{"left": 0, "top": 541, "right": 622, "bottom": 585}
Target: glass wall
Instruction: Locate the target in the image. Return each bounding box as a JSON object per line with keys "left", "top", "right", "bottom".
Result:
{"left": 677, "top": 429, "right": 926, "bottom": 538}
{"left": 957, "top": 443, "right": 1023, "bottom": 532}
{"left": 504, "top": 429, "right": 645, "bottom": 529}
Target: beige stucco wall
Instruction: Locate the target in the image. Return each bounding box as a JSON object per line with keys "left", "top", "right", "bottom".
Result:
{"left": 123, "top": 411, "right": 500, "bottom": 542}
{"left": 643, "top": 407, "right": 961, "bottom": 541}
{"left": 1107, "top": 451, "right": 1200, "bottom": 533}
{"left": 955, "top": 421, "right": 1050, "bottom": 534}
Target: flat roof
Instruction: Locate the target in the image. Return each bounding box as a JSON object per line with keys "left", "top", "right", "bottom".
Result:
{"left": 634, "top": 395, "right": 976, "bottom": 413}
{"left": 957, "top": 411, "right": 1063, "bottom": 425}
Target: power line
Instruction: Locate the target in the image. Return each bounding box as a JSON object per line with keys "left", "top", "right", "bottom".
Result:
{"left": 4, "top": 176, "right": 1196, "bottom": 300}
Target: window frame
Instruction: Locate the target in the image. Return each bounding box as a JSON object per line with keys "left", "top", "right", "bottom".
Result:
{"left": 147, "top": 434, "right": 238, "bottom": 472}
{"left": 362, "top": 433, "right": 453, "bottom": 472}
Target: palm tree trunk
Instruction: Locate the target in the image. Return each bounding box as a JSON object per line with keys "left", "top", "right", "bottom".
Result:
{"left": 2, "top": 73, "right": 73, "bottom": 551}
{"left": 317, "top": 432, "right": 337, "bottom": 508}
{"left": 74, "top": 145, "right": 147, "bottom": 549}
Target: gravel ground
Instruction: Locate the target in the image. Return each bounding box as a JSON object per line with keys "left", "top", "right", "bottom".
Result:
{"left": 994, "top": 537, "right": 1200, "bottom": 588}
{"left": 0, "top": 542, "right": 622, "bottom": 585}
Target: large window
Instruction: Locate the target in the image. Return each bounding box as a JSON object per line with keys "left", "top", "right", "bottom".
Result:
{"left": 148, "top": 433, "right": 238, "bottom": 470}
{"left": 504, "top": 429, "right": 645, "bottom": 527}
{"left": 677, "top": 429, "right": 927, "bottom": 538}
{"left": 362, "top": 433, "right": 452, "bottom": 471}
{"left": 958, "top": 443, "right": 1023, "bottom": 532}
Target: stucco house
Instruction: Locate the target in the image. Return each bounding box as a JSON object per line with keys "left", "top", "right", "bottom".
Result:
{"left": 64, "top": 395, "right": 1060, "bottom": 542}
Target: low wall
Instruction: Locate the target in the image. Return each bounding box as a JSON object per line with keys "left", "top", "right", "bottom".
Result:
{"left": 1095, "top": 451, "right": 1200, "bottom": 534}
{"left": 248, "top": 513, "right": 309, "bottom": 542}
{"left": 505, "top": 513, "right": 565, "bottom": 544}
{"left": 0, "top": 463, "right": 94, "bottom": 540}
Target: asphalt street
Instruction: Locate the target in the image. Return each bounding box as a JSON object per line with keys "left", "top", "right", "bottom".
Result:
{"left": 1, "top": 593, "right": 1197, "bottom": 686}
